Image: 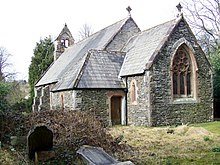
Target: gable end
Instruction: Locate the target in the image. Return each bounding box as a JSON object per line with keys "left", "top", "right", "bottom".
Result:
{"left": 105, "top": 17, "right": 140, "bottom": 51}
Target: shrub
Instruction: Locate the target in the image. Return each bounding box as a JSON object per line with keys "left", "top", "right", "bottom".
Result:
{"left": 25, "top": 110, "right": 123, "bottom": 155}
{"left": 0, "top": 110, "right": 26, "bottom": 143}
{"left": 203, "top": 136, "right": 210, "bottom": 141}
{"left": 0, "top": 110, "right": 132, "bottom": 163}
{"left": 212, "top": 147, "right": 220, "bottom": 152}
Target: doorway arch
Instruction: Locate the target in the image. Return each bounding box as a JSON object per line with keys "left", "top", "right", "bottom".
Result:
{"left": 111, "top": 96, "right": 122, "bottom": 125}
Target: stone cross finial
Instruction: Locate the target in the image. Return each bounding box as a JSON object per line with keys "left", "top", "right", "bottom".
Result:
{"left": 176, "top": 3, "right": 183, "bottom": 17}
{"left": 126, "top": 6, "right": 132, "bottom": 16}
{"left": 176, "top": 3, "right": 182, "bottom": 12}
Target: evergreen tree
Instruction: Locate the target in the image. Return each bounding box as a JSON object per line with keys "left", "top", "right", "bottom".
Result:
{"left": 0, "top": 82, "right": 11, "bottom": 111}
{"left": 208, "top": 43, "right": 220, "bottom": 98}
{"left": 28, "top": 36, "right": 54, "bottom": 101}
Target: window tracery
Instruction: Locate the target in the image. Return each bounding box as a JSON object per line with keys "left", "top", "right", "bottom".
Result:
{"left": 172, "top": 45, "right": 192, "bottom": 97}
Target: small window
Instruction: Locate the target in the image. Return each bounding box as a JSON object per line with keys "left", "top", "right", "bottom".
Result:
{"left": 60, "top": 93, "right": 64, "bottom": 111}
{"left": 61, "top": 39, "right": 65, "bottom": 46}
{"left": 130, "top": 80, "right": 137, "bottom": 104}
{"left": 61, "top": 39, "right": 69, "bottom": 48}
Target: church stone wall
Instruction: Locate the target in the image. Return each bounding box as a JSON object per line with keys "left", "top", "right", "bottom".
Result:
{"left": 78, "top": 90, "right": 110, "bottom": 125}
{"left": 50, "top": 89, "right": 125, "bottom": 126}
{"left": 50, "top": 90, "right": 81, "bottom": 111}
{"left": 149, "top": 19, "right": 213, "bottom": 126}
{"left": 127, "top": 71, "right": 152, "bottom": 126}
{"left": 78, "top": 89, "right": 125, "bottom": 126}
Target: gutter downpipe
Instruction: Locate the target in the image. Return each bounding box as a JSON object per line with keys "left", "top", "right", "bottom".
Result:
{"left": 125, "top": 76, "right": 128, "bottom": 125}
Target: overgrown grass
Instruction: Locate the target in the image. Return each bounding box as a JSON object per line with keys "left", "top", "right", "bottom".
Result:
{"left": 0, "top": 149, "right": 17, "bottom": 165}
{"left": 109, "top": 121, "right": 220, "bottom": 164}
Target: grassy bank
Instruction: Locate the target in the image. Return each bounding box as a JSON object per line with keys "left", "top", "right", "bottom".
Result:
{"left": 109, "top": 121, "right": 220, "bottom": 164}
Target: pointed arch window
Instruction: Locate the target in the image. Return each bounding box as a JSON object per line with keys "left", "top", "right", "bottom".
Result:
{"left": 172, "top": 45, "right": 193, "bottom": 98}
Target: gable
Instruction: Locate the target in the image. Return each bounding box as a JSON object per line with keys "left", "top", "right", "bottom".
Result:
{"left": 105, "top": 17, "right": 140, "bottom": 51}
{"left": 56, "top": 24, "right": 73, "bottom": 41}
{"left": 120, "top": 16, "right": 210, "bottom": 77}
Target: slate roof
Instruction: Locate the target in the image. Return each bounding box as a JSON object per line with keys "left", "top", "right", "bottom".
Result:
{"left": 76, "top": 50, "right": 125, "bottom": 89}
{"left": 120, "top": 18, "right": 179, "bottom": 76}
{"left": 36, "top": 17, "right": 131, "bottom": 90}
{"left": 36, "top": 15, "right": 186, "bottom": 91}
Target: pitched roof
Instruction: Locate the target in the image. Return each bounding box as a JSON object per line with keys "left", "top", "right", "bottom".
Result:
{"left": 76, "top": 50, "right": 125, "bottom": 89}
{"left": 52, "top": 50, "right": 125, "bottom": 91}
{"left": 36, "top": 17, "right": 132, "bottom": 88}
{"left": 120, "top": 18, "right": 179, "bottom": 76}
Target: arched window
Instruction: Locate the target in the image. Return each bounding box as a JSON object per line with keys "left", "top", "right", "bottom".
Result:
{"left": 60, "top": 93, "right": 64, "bottom": 111}
{"left": 61, "top": 39, "right": 69, "bottom": 48}
{"left": 172, "top": 45, "right": 193, "bottom": 98}
{"left": 130, "top": 80, "right": 137, "bottom": 103}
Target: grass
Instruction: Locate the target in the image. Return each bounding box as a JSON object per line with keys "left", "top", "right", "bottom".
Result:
{"left": 108, "top": 121, "right": 220, "bottom": 164}
{"left": 191, "top": 121, "right": 220, "bottom": 134}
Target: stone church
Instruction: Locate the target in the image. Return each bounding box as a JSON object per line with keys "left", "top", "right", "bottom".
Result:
{"left": 33, "top": 8, "right": 213, "bottom": 126}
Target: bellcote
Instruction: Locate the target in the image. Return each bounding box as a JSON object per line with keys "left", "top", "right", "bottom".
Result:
{"left": 54, "top": 24, "right": 74, "bottom": 61}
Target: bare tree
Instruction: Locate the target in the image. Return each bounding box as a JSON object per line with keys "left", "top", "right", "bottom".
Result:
{"left": 182, "top": 0, "right": 220, "bottom": 51}
{"left": 0, "top": 47, "right": 15, "bottom": 81}
{"left": 78, "top": 23, "right": 94, "bottom": 40}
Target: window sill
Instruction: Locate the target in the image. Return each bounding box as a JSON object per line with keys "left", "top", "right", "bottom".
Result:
{"left": 131, "top": 101, "right": 137, "bottom": 105}
{"left": 172, "top": 98, "right": 199, "bottom": 104}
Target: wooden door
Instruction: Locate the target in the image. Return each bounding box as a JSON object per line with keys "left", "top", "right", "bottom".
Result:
{"left": 111, "top": 96, "right": 122, "bottom": 125}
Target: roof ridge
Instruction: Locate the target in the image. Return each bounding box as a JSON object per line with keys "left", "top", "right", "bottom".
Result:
{"left": 72, "top": 52, "right": 91, "bottom": 88}
{"left": 89, "top": 49, "right": 126, "bottom": 54}
{"left": 73, "top": 17, "right": 130, "bottom": 45}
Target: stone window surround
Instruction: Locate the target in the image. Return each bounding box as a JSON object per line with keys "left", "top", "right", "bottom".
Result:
{"left": 170, "top": 38, "right": 199, "bottom": 104}
{"left": 172, "top": 45, "right": 191, "bottom": 96}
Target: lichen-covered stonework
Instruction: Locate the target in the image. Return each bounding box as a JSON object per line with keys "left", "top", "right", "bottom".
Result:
{"left": 126, "top": 71, "right": 152, "bottom": 126}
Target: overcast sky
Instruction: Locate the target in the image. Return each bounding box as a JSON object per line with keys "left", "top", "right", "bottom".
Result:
{"left": 0, "top": 0, "right": 181, "bottom": 80}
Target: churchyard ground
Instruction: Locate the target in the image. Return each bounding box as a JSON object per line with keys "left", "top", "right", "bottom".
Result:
{"left": 1, "top": 120, "right": 220, "bottom": 164}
